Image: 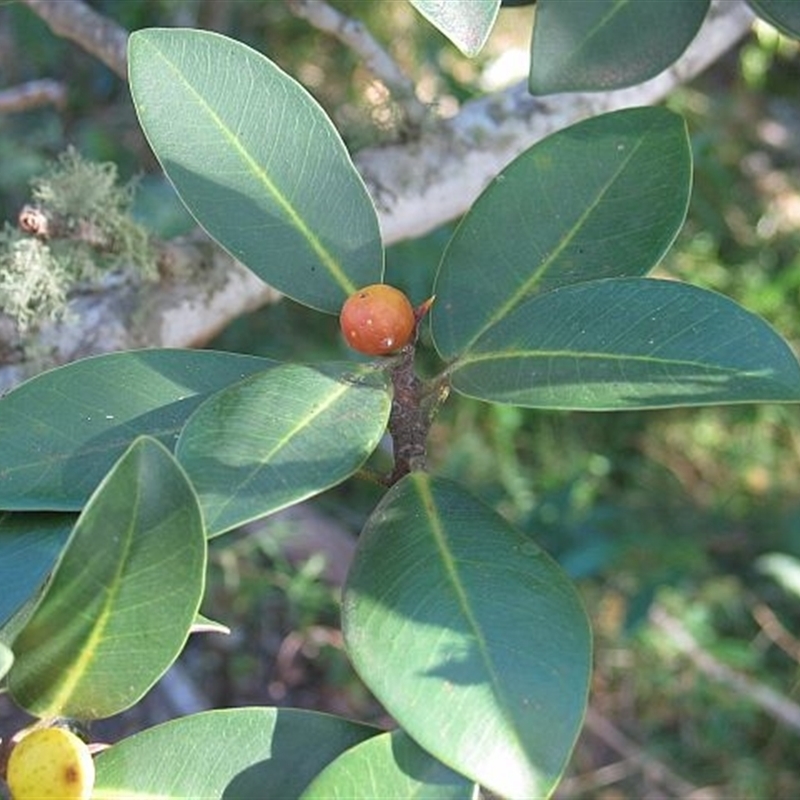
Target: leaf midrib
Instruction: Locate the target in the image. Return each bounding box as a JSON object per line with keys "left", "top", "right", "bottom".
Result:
{"left": 139, "top": 35, "right": 356, "bottom": 295}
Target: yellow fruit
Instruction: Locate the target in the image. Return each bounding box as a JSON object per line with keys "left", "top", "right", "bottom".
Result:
{"left": 6, "top": 727, "right": 95, "bottom": 800}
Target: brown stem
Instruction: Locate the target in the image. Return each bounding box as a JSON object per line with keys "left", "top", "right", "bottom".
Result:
{"left": 387, "top": 345, "right": 426, "bottom": 484}
{"left": 386, "top": 343, "right": 450, "bottom": 485}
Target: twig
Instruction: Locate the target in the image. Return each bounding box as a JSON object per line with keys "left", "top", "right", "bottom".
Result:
{"left": 18, "top": 204, "right": 117, "bottom": 252}
{"left": 650, "top": 605, "right": 800, "bottom": 735}
{"left": 751, "top": 601, "right": 800, "bottom": 664}
{"left": 565, "top": 706, "right": 705, "bottom": 798}
{"left": 0, "top": 79, "right": 66, "bottom": 113}
{"left": 19, "top": 0, "right": 128, "bottom": 80}
{"left": 285, "top": 0, "right": 427, "bottom": 132}
{"left": 0, "top": 1, "right": 756, "bottom": 391}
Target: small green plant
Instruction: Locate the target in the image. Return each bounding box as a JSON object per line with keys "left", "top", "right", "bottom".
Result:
{"left": 2, "top": 3, "right": 800, "bottom": 799}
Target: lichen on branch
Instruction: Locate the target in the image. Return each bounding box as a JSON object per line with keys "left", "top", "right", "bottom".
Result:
{"left": 0, "top": 148, "right": 156, "bottom": 331}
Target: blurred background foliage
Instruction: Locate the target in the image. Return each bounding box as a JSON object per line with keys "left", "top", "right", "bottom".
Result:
{"left": 2, "top": 1, "right": 800, "bottom": 797}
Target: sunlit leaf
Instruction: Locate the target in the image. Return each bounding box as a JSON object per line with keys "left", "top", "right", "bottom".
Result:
{"left": 449, "top": 278, "right": 800, "bottom": 409}
{"left": 0, "top": 349, "right": 275, "bottom": 511}
{"left": 409, "top": 0, "right": 500, "bottom": 56}
{"left": 176, "top": 362, "right": 392, "bottom": 536}
{"left": 343, "top": 474, "right": 591, "bottom": 799}
{"left": 301, "top": 729, "right": 476, "bottom": 799}
{"left": 94, "top": 708, "right": 377, "bottom": 799}
{"left": 129, "top": 28, "right": 383, "bottom": 313}
{"left": 9, "top": 438, "right": 206, "bottom": 719}
{"left": 431, "top": 107, "right": 691, "bottom": 360}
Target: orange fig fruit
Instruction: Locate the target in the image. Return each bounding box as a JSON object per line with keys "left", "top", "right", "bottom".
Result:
{"left": 339, "top": 284, "right": 416, "bottom": 356}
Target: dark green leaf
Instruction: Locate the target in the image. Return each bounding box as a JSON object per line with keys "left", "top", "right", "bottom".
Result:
{"left": 0, "top": 349, "right": 274, "bottom": 511}
{"left": 128, "top": 28, "right": 383, "bottom": 313}
{"left": 409, "top": 0, "right": 501, "bottom": 56}
{"left": 449, "top": 278, "right": 800, "bottom": 409}
{"left": 747, "top": 0, "right": 800, "bottom": 38}
{"left": 301, "top": 729, "right": 476, "bottom": 799}
{"left": 176, "top": 362, "right": 392, "bottom": 536}
{"left": 9, "top": 438, "right": 206, "bottom": 719}
{"left": 93, "top": 707, "right": 377, "bottom": 799}
{"left": 431, "top": 107, "right": 691, "bottom": 360}
{"left": 342, "top": 474, "right": 591, "bottom": 800}
{"left": 0, "top": 512, "right": 72, "bottom": 629}
{"left": 529, "top": 0, "right": 710, "bottom": 94}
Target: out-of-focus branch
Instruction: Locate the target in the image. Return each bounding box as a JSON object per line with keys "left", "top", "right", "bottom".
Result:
{"left": 0, "top": 79, "right": 66, "bottom": 113}
{"left": 19, "top": 0, "right": 128, "bottom": 80}
{"left": 360, "top": 0, "right": 755, "bottom": 244}
{"left": 285, "top": 0, "right": 427, "bottom": 131}
{"left": 554, "top": 707, "right": 704, "bottom": 799}
{"left": 650, "top": 605, "right": 800, "bottom": 736}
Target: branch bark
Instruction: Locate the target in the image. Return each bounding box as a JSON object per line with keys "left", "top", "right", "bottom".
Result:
{"left": 3, "top": 1, "right": 755, "bottom": 392}
{"left": 18, "top": 0, "right": 128, "bottom": 80}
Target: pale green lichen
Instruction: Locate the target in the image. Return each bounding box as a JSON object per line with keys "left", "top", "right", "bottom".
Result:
{"left": 0, "top": 147, "right": 157, "bottom": 331}
{"left": 0, "top": 226, "right": 67, "bottom": 329}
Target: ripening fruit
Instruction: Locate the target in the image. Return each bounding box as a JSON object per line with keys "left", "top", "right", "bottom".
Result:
{"left": 340, "top": 284, "right": 416, "bottom": 356}
{"left": 6, "top": 727, "right": 95, "bottom": 800}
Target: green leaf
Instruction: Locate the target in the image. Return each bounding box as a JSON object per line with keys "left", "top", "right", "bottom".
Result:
{"left": 529, "top": 0, "right": 710, "bottom": 94}
{"left": 301, "top": 729, "right": 476, "bottom": 799}
{"left": 128, "top": 28, "right": 383, "bottom": 313}
{"left": 449, "top": 277, "right": 800, "bottom": 410}
{"left": 431, "top": 107, "right": 691, "bottom": 360}
{"left": 0, "top": 513, "right": 72, "bottom": 629}
{"left": 8, "top": 438, "right": 206, "bottom": 719}
{"left": 409, "top": 0, "right": 500, "bottom": 56}
{"left": 342, "top": 474, "right": 591, "bottom": 800}
{"left": 93, "top": 707, "right": 377, "bottom": 799}
{"left": 0, "top": 349, "right": 274, "bottom": 511}
{"left": 176, "top": 362, "right": 392, "bottom": 537}
{"left": 0, "top": 641, "right": 13, "bottom": 680}
{"left": 747, "top": 0, "right": 800, "bottom": 38}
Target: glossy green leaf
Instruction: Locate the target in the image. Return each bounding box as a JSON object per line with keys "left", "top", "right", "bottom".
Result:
{"left": 93, "top": 707, "right": 377, "bottom": 799}
{"left": 529, "top": 0, "right": 710, "bottom": 94}
{"left": 449, "top": 278, "right": 800, "bottom": 410}
{"left": 129, "top": 28, "right": 383, "bottom": 313}
{"left": 747, "top": 0, "right": 800, "bottom": 38}
{"left": 176, "top": 362, "right": 392, "bottom": 536}
{"left": 0, "top": 512, "right": 72, "bottom": 629}
{"left": 301, "top": 729, "right": 476, "bottom": 799}
{"left": 409, "top": 0, "right": 500, "bottom": 56}
{"left": 0, "top": 349, "right": 274, "bottom": 511}
{"left": 342, "top": 474, "right": 591, "bottom": 800}
{"left": 9, "top": 438, "right": 206, "bottom": 719}
{"left": 431, "top": 107, "right": 691, "bottom": 360}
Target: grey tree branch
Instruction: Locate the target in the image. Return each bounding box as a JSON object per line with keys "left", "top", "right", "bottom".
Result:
{"left": 285, "top": 0, "right": 428, "bottom": 131}
{"left": 2, "top": 0, "right": 756, "bottom": 392}
{"left": 0, "top": 79, "right": 66, "bottom": 113}
{"left": 19, "top": 0, "right": 128, "bottom": 80}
